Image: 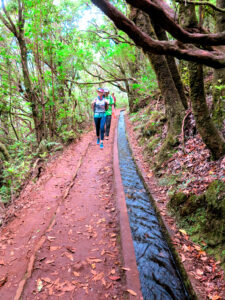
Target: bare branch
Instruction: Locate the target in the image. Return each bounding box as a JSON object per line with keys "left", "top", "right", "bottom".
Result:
{"left": 1, "top": 0, "right": 18, "bottom": 37}
{"left": 65, "top": 78, "right": 134, "bottom": 85}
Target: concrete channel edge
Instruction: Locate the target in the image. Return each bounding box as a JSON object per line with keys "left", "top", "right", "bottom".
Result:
{"left": 113, "top": 115, "right": 143, "bottom": 300}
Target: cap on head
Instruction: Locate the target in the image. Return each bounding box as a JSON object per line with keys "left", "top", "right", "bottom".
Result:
{"left": 97, "top": 88, "right": 104, "bottom": 93}
{"left": 104, "top": 88, "right": 109, "bottom": 93}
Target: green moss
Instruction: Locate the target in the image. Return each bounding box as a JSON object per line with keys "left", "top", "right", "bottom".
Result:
{"left": 168, "top": 180, "right": 225, "bottom": 271}
{"left": 146, "top": 136, "right": 161, "bottom": 153}
{"left": 155, "top": 134, "right": 179, "bottom": 168}
{"left": 159, "top": 175, "right": 180, "bottom": 188}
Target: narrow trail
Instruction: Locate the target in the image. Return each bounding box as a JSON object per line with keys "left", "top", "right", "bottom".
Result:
{"left": 0, "top": 116, "right": 128, "bottom": 299}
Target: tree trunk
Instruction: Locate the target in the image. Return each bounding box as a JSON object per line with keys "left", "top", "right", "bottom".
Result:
{"left": 0, "top": 142, "right": 10, "bottom": 161}
{"left": 18, "top": 34, "right": 45, "bottom": 144}
{"left": 189, "top": 62, "right": 225, "bottom": 159}
{"left": 129, "top": 7, "right": 185, "bottom": 164}
{"left": 117, "top": 60, "right": 140, "bottom": 113}
{"left": 212, "top": 0, "right": 225, "bottom": 129}
{"left": 179, "top": 4, "right": 225, "bottom": 159}
{"left": 152, "top": 22, "right": 188, "bottom": 109}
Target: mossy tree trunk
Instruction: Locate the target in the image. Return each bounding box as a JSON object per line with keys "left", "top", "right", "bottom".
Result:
{"left": 129, "top": 7, "right": 185, "bottom": 164}
{"left": 212, "top": 0, "right": 225, "bottom": 129}
{"left": 0, "top": 142, "right": 10, "bottom": 161}
{"left": 179, "top": 4, "right": 225, "bottom": 160}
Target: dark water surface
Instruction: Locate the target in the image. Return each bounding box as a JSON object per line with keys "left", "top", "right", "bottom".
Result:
{"left": 117, "top": 112, "right": 189, "bottom": 300}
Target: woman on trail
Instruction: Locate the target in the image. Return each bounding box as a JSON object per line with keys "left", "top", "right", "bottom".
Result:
{"left": 92, "top": 88, "right": 109, "bottom": 149}
{"left": 104, "top": 88, "right": 115, "bottom": 140}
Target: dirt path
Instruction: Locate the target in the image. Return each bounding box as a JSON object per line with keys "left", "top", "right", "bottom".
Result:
{"left": 0, "top": 117, "right": 128, "bottom": 299}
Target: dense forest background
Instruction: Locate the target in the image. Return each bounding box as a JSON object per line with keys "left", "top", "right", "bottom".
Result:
{"left": 0, "top": 0, "right": 225, "bottom": 276}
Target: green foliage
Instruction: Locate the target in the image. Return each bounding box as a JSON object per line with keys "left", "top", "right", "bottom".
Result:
{"left": 59, "top": 130, "right": 77, "bottom": 144}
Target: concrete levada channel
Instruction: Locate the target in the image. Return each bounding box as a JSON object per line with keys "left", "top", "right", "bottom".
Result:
{"left": 117, "top": 111, "right": 190, "bottom": 300}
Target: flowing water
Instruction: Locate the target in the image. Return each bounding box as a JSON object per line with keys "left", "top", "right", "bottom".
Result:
{"left": 118, "top": 112, "right": 190, "bottom": 300}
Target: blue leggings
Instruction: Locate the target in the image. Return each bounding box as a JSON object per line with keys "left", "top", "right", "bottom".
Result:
{"left": 94, "top": 116, "right": 106, "bottom": 140}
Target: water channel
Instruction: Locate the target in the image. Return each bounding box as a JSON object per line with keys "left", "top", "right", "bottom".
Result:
{"left": 117, "top": 111, "right": 190, "bottom": 300}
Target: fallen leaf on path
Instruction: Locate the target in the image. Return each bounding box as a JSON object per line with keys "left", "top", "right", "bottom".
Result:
{"left": 50, "top": 246, "right": 61, "bottom": 251}
{"left": 122, "top": 267, "right": 130, "bottom": 271}
{"left": 194, "top": 245, "right": 201, "bottom": 251}
{"left": 92, "top": 272, "right": 104, "bottom": 281}
{"left": 109, "top": 275, "right": 120, "bottom": 281}
{"left": 181, "top": 254, "right": 186, "bottom": 262}
{"left": 61, "top": 283, "right": 75, "bottom": 292}
{"left": 0, "top": 276, "right": 7, "bottom": 287}
{"left": 41, "top": 277, "right": 52, "bottom": 284}
{"left": 73, "top": 271, "right": 80, "bottom": 277}
{"left": 91, "top": 248, "right": 99, "bottom": 252}
{"left": 179, "top": 229, "right": 187, "bottom": 235}
{"left": 110, "top": 269, "right": 116, "bottom": 275}
{"left": 63, "top": 252, "right": 74, "bottom": 261}
{"left": 66, "top": 246, "right": 76, "bottom": 253}
{"left": 87, "top": 258, "right": 102, "bottom": 263}
{"left": 47, "top": 236, "right": 56, "bottom": 241}
{"left": 210, "top": 295, "right": 222, "bottom": 300}
{"left": 45, "top": 259, "right": 55, "bottom": 264}
{"left": 0, "top": 260, "right": 5, "bottom": 265}
{"left": 102, "top": 278, "right": 106, "bottom": 286}
{"left": 127, "top": 289, "right": 137, "bottom": 296}
{"left": 48, "top": 286, "right": 53, "bottom": 295}
{"left": 196, "top": 269, "right": 204, "bottom": 276}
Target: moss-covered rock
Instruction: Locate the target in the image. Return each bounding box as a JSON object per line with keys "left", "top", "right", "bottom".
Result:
{"left": 205, "top": 180, "right": 225, "bottom": 216}
{"left": 168, "top": 191, "right": 188, "bottom": 213}
{"left": 168, "top": 180, "right": 225, "bottom": 270}
{"left": 203, "top": 180, "right": 225, "bottom": 245}
{"left": 180, "top": 194, "right": 205, "bottom": 216}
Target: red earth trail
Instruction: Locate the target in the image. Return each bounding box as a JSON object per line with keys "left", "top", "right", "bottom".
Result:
{"left": 0, "top": 114, "right": 140, "bottom": 300}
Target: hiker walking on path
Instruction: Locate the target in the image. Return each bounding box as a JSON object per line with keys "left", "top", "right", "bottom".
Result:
{"left": 104, "top": 88, "right": 115, "bottom": 140}
{"left": 92, "top": 88, "right": 109, "bottom": 149}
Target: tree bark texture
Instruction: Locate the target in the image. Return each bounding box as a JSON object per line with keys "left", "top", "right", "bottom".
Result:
{"left": 212, "top": 0, "right": 225, "bottom": 128}
{"left": 179, "top": 4, "right": 225, "bottom": 159}
{"left": 152, "top": 21, "right": 188, "bottom": 109}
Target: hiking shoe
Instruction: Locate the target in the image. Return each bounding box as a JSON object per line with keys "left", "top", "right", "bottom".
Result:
{"left": 100, "top": 142, "right": 104, "bottom": 149}
{"left": 105, "top": 136, "right": 109, "bottom": 140}
{"left": 97, "top": 138, "right": 100, "bottom": 145}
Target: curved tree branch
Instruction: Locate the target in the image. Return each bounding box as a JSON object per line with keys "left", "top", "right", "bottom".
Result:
{"left": 91, "top": 0, "right": 225, "bottom": 69}
{"left": 126, "top": 0, "right": 225, "bottom": 46}
{"left": 175, "top": 0, "right": 225, "bottom": 13}
{"left": 66, "top": 78, "right": 133, "bottom": 85}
